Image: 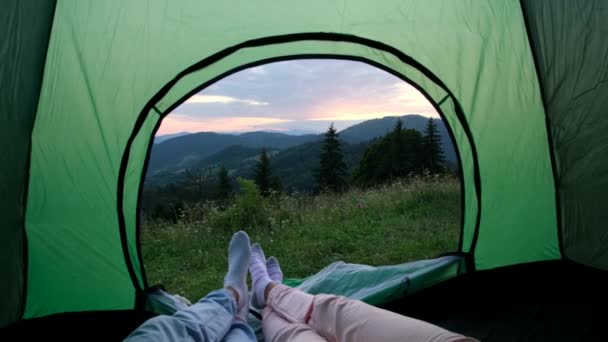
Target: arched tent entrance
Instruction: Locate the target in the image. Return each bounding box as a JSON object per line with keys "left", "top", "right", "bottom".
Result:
{"left": 120, "top": 39, "right": 481, "bottom": 292}
{"left": 4, "top": 0, "right": 608, "bottom": 340}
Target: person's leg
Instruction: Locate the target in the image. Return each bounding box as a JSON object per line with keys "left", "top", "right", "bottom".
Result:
{"left": 252, "top": 249, "right": 476, "bottom": 342}
{"left": 249, "top": 243, "right": 274, "bottom": 309}
{"left": 222, "top": 320, "right": 256, "bottom": 342}
{"left": 127, "top": 231, "right": 254, "bottom": 342}
{"left": 252, "top": 244, "right": 473, "bottom": 342}
{"left": 125, "top": 289, "right": 240, "bottom": 342}
{"left": 221, "top": 231, "right": 257, "bottom": 341}
{"left": 261, "top": 306, "right": 326, "bottom": 342}
{"left": 256, "top": 256, "right": 326, "bottom": 342}
{"left": 308, "top": 292, "right": 477, "bottom": 342}
{"left": 265, "top": 284, "right": 476, "bottom": 342}
{"left": 266, "top": 256, "right": 283, "bottom": 284}
{"left": 223, "top": 231, "right": 251, "bottom": 321}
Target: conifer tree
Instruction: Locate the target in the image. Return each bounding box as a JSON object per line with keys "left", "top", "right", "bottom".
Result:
{"left": 354, "top": 118, "right": 424, "bottom": 187}
{"left": 216, "top": 165, "right": 232, "bottom": 201}
{"left": 391, "top": 118, "right": 408, "bottom": 178}
{"left": 253, "top": 149, "right": 275, "bottom": 197}
{"left": 422, "top": 117, "right": 445, "bottom": 173}
{"left": 316, "top": 123, "right": 348, "bottom": 193}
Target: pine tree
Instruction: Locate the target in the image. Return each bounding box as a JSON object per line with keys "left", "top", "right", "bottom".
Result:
{"left": 270, "top": 176, "right": 283, "bottom": 194}
{"left": 253, "top": 149, "right": 273, "bottom": 197}
{"left": 391, "top": 118, "right": 408, "bottom": 178}
{"left": 216, "top": 165, "right": 232, "bottom": 201}
{"left": 354, "top": 122, "right": 423, "bottom": 187}
{"left": 422, "top": 117, "right": 445, "bottom": 174}
{"left": 316, "top": 123, "right": 348, "bottom": 193}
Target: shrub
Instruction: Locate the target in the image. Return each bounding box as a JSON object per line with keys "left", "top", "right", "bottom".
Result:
{"left": 177, "top": 201, "right": 220, "bottom": 226}
{"left": 213, "top": 178, "right": 270, "bottom": 231}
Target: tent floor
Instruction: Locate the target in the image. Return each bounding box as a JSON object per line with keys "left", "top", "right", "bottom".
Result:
{"left": 382, "top": 260, "right": 608, "bottom": 341}
{"left": 0, "top": 309, "right": 156, "bottom": 341}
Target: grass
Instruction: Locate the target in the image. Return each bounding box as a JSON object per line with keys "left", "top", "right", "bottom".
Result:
{"left": 141, "top": 176, "right": 460, "bottom": 301}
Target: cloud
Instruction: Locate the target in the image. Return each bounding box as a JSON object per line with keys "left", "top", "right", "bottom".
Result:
{"left": 309, "top": 112, "right": 407, "bottom": 121}
{"left": 185, "top": 95, "right": 269, "bottom": 106}
{"left": 159, "top": 59, "right": 438, "bottom": 135}
{"left": 391, "top": 83, "right": 436, "bottom": 109}
{"left": 247, "top": 66, "right": 266, "bottom": 75}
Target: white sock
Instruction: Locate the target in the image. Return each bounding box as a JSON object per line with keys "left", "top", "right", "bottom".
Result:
{"left": 223, "top": 231, "right": 251, "bottom": 320}
{"left": 267, "top": 257, "right": 283, "bottom": 283}
{"left": 249, "top": 243, "right": 272, "bottom": 309}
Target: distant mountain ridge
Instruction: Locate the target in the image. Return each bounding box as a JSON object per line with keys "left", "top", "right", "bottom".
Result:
{"left": 148, "top": 131, "right": 319, "bottom": 173}
{"left": 146, "top": 115, "right": 457, "bottom": 190}
{"left": 154, "top": 131, "right": 191, "bottom": 144}
{"left": 339, "top": 115, "right": 454, "bottom": 160}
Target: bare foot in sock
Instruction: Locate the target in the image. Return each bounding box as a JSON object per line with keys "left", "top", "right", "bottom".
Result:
{"left": 223, "top": 231, "right": 251, "bottom": 321}
{"left": 249, "top": 243, "right": 273, "bottom": 309}
{"left": 267, "top": 256, "right": 283, "bottom": 283}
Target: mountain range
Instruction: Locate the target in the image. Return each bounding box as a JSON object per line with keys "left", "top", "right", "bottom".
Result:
{"left": 146, "top": 115, "right": 457, "bottom": 191}
{"left": 149, "top": 131, "right": 320, "bottom": 173}
{"left": 153, "top": 131, "right": 191, "bottom": 144}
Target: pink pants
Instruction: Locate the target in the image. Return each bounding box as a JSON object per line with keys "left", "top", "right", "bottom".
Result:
{"left": 262, "top": 284, "right": 477, "bottom": 342}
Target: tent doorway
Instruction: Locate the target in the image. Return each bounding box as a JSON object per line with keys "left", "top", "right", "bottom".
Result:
{"left": 139, "top": 58, "right": 464, "bottom": 302}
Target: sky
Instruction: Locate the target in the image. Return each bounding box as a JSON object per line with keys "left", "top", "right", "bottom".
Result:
{"left": 157, "top": 59, "right": 438, "bottom": 135}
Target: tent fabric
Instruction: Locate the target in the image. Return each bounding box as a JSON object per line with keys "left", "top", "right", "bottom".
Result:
{"left": 1, "top": 0, "right": 606, "bottom": 333}
{"left": 24, "top": 1, "right": 558, "bottom": 319}
{"left": 0, "top": 0, "right": 57, "bottom": 326}
{"left": 522, "top": 0, "right": 608, "bottom": 270}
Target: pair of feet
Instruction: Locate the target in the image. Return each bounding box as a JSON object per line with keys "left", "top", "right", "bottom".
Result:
{"left": 224, "top": 231, "right": 283, "bottom": 320}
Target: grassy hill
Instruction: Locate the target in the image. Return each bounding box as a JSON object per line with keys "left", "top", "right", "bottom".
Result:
{"left": 141, "top": 176, "right": 460, "bottom": 301}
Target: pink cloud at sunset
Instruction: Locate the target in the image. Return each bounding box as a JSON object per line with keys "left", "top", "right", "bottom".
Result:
{"left": 156, "top": 59, "right": 438, "bottom": 136}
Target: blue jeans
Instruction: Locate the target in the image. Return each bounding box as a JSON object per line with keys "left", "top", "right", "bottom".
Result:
{"left": 125, "top": 289, "right": 255, "bottom": 342}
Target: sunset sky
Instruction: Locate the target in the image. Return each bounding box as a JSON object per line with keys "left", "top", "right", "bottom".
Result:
{"left": 157, "top": 59, "right": 438, "bottom": 135}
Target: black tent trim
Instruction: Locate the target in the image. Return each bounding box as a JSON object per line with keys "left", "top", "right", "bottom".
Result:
{"left": 519, "top": 0, "right": 565, "bottom": 259}
{"left": 117, "top": 196, "right": 146, "bottom": 309}
{"left": 117, "top": 33, "right": 484, "bottom": 306}
{"left": 133, "top": 53, "right": 470, "bottom": 284}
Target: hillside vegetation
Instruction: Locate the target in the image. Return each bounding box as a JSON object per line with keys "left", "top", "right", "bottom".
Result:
{"left": 146, "top": 115, "right": 457, "bottom": 189}
{"left": 142, "top": 176, "right": 460, "bottom": 301}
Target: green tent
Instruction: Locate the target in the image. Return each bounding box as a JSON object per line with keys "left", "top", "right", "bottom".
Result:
{"left": 2, "top": 0, "right": 607, "bottom": 340}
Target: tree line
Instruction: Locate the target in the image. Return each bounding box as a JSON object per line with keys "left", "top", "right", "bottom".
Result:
{"left": 142, "top": 117, "right": 446, "bottom": 220}
{"left": 253, "top": 117, "right": 445, "bottom": 195}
